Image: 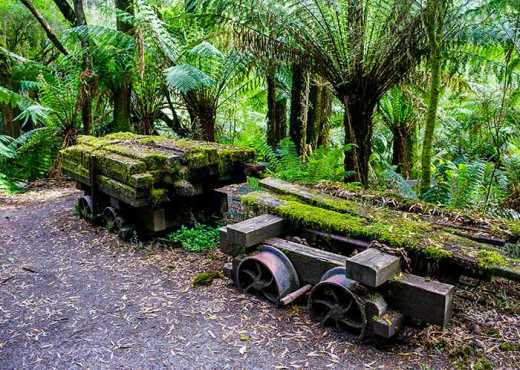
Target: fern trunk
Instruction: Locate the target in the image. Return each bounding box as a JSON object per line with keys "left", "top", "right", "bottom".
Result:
{"left": 266, "top": 72, "right": 287, "bottom": 148}
{"left": 289, "top": 63, "right": 309, "bottom": 155}
{"left": 1, "top": 105, "right": 19, "bottom": 138}
{"left": 307, "top": 78, "right": 332, "bottom": 149}
{"left": 343, "top": 97, "right": 377, "bottom": 187}
{"left": 199, "top": 106, "right": 216, "bottom": 142}
{"left": 113, "top": 84, "right": 131, "bottom": 132}
{"left": 392, "top": 123, "right": 414, "bottom": 179}
{"left": 420, "top": 49, "right": 442, "bottom": 193}
{"left": 113, "top": 0, "right": 133, "bottom": 133}
{"left": 74, "top": 0, "right": 93, "bottom": 134}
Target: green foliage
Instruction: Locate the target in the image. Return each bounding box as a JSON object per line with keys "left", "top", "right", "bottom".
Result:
{"left": 167, "top": 223, "right": 220, "bottom": 252}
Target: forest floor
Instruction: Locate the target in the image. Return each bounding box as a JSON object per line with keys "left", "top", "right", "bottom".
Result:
{"left": 0, "top": 181, "right": 519, "bottom": 370}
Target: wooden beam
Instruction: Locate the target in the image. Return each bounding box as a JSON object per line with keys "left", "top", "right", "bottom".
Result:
{"left": 263, "top": 237, "right": 348, "bottom": 285}
{"left": 385, "top": 273, "right": 454, "bottom": 328}
{"left": 224, "top": 214, "right": 285, "bottom": 256}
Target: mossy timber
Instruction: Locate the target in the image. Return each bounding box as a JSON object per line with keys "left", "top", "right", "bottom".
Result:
{"left": 241, "top": 178, "right": 520, "bottom": 281}
{"left": 61, "top": 133, "right": 255, "bottom": 207}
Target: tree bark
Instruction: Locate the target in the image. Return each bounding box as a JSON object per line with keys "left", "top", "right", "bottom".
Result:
{"left": 343, "top": 97, "right": 377, "bottom": 187}
{"left": 392, "top": 123, "right": 414, "bottom": 179}
{"left": 420, "top": 49, "right": 442, "bottom": 193}
{"left": 307, "top": 78, "right": 332, "bottom": 150}
{"left": 198, "top": 105, "right": 216, "bottom": 141}
{"left": 420, "top": 0, "right": 448, "bottom": 193}
{"left": 74, "top": 0, "right": 93, "bottom": 134}
{"left": 289, "top": 63, "right": 309, "bottom": 155}
{"left": 1, "top": 105, "right": 19, "bottom": 138}
{"left": 19, "top": 0, "right": 69, "bottom": 56}
{"left": 112, "top": 0, "right": 133, "bottom": 132}
{"left": 266, "top": 71, "right": 287, "bottom": 148}
{"left": 112, "top": 84, "right": 131, "bottom": 132}
{"left": 52, "top": 0, "right": 76, "bottom": 24}
{"left": 316, "top": 86, "right": 332, "bottom": 147}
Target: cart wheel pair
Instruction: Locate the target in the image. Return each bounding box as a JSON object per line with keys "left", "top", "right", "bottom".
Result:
{"left": 77, "top": 196, "right": 134, "bottom": 241}
{"left": 235, "top": 247, "right": 367, "bottom": 338}
{"left": 102, "top": 206, "right": 134, "bottom": 241}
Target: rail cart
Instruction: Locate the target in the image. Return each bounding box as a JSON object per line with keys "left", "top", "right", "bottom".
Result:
{"left": 61, "top": 132, "right": 257, "bottom": 239}
{"left": 218, "top": 177, "right": 520, "bottom": 339}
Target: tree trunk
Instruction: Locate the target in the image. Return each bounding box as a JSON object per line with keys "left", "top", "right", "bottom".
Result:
{"left": 112, "top": 0, "right": 133, "bottom": 132}
{"left": 306, "top": 82, "right": 319, "bottom": 150}
{"left": 266, "top": 72, "right": 277, "bottom": 147}
{"left": 198, "top": 106, "right": 216, "bottom": 142}
{"left": 392, "top": 123, "right": 414, "bottom": 179}
{"left": 307, "top": 79, "right": 332, "bottom": 150}
{"left": 289, "top": 63, "right": 309, "bottom": 155}
{"left": 52, "top": 0, "right": 76, "bottom": 24}
{"left": 266, "top": 71, "right": 287, "bottom": 148}
{"left": 317, "top": 86, "right": 332, "bottom": 147}
{"left": 112, "top": 84, "right": 131, "bottom": 132}
{"left": 74, "top": 0, "right": 93, "bottom": 134}
{"left": 343, "top": 97, "right": 377, "bottom": 187}
{"left": 420, "top": 50, "right": 442, "bottom": 193}
{"left": 1, "top": 105, "right": 19, "bottom": 137}
{"left": 275, "top": 96, "right": 287, "bottom": 144}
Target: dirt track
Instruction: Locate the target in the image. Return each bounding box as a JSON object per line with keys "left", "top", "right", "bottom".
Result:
{"left": 0, "top": 185, "right": 518, "bottom": 369}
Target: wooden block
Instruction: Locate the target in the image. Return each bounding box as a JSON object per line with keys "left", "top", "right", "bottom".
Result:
{"left": 370, "top": 311, "right": 404, "bottom": 338}
{"left": 139, "top": 208, "right": 167, "bottom": 232}
{"left": 346, "top": 248, "right": 401, "bottom": 287}
{"left": 225, "top": 214, "right": 284, "bottom": 255}
{"left": 385, "top": 273, "right": 454, "bottom": 327}
{"left": 219, "top": 226, "right": 245, "bottom": 256}
{"left": 263, "top": 237, "right": 348, "bottom": 285}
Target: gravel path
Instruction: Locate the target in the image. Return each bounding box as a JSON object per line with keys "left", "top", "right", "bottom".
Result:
{"left": 0, "top": 186, "right": 517, "bottom": 369}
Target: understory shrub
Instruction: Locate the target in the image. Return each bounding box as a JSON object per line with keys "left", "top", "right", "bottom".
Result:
{"left": 167, "top": 224, "right": 220, "bottom": 252}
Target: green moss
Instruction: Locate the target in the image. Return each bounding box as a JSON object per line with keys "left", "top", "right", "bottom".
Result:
{"left": 505, "top": 220, "right": 520, "bottom": 240}
{"left": 423, "top": 245, "right": 453, "bottom": 261}
{"left": 243, "top": 191, "right": 428, "bottom": 249}
{"left": 241, "top": 191, "right": 520, "bottom": 274}
{"left": 499, "top": 341, "right": 520, "bottom": 352}
{"left": 97, "top": 175, "right": 143, "bottom": 204}
{"left": 96, "top": 150, "right": 147, "bottom": 183}
{"left": 151, "top": 187, "right": 168, "bottom": 206}
{"left": 192, "top": 271, "right": 224, "bottom": 287}
{"left": 104, "top": 132, "right": 144, "bottom": 141}
{"left": 476, "top": 249, "right": 507, "bottom": 270}
{"left": 129, "top": 173, "right": 154, "bottom": 188}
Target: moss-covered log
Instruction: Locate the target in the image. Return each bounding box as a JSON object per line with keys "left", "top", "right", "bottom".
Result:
{"left": 241, "top": 185, "right": 520, "bottom": 281}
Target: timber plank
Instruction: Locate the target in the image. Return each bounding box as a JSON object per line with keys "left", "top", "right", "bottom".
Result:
{"left": 263, "top": 237, "right": 348, "bottom": 285}
{"left": 225, "top": 214, "right": 285, "bottom": 255}
{"left": 385, "top": 273, "right": 454, "bottom": 327}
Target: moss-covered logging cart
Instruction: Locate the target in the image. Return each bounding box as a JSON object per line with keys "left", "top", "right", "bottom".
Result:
{"left": 61, "top": 133, "right": 256, "bottom": 239}
{"left": 220, "top": 178, "right": 520, "bottom": 339}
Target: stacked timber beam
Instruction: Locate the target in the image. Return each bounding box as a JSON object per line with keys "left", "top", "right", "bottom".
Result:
{"left": 241, "top": 177, "right": 520, "bottom": 282}
{"left": 60, "top": 132, "right": 255, "bottom": 208}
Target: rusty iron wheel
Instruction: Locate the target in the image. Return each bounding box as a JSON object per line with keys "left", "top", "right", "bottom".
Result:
{"left": 78, "top": 196, "right": 94, "bottom": 222}
{"left": 118, "top": 225, "right": 135, "bottom": 242}
{"left": 103, "top": 207, "right": 120, "bottom": 232}
{"left": 309, "top": 267, "right": 367, "bottom": 338}
{"left": 236, "top": 246, "right": 300, "bottom": 304}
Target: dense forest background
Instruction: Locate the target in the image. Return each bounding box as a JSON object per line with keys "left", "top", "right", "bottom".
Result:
{"left": 0, "top": 0, "right": 519, "bottom": 218}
